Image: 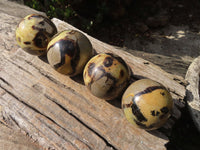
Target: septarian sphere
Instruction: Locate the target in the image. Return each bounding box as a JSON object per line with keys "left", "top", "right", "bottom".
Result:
{"left": 83, "top": 53, "right": 130, "bottom": 100}
{"left": 47, "top": 30, "right": 94, "bottom": 76}
{"left": 16, "top": 14, "right": 57, "bottom": 55}
{"left": 122, "top": 79, "right": 173, "bottom": 130}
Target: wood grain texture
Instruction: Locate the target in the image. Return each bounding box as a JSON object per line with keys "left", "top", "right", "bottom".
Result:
{"left": 0, "top": 11, "right": 186, "bottom": 150}
{"left": 0, "top": 123, "right": 41, "bottom": 150}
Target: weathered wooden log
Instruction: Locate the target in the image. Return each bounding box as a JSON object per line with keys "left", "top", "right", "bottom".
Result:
{"left": 0, "top": 7, "right": 186, "bottom": 150}
{"left": 0, "top": 123, "right": 40, "bottom": 150}
{"left": 185, "top": 56, "right": 200, "bottom": 132}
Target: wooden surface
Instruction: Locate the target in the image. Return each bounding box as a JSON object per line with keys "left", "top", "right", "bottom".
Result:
{"left": 0, "top": 4, "right": 187, "bottom": 150}
{"left": 0, "top": 123, "right": 40, "bottom": 150}
{"left": 185, "top": 56, "right": 200, "bottom": 132}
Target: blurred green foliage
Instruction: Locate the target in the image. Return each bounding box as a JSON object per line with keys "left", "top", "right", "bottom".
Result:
{"left": 24, "top": 0, "right": 132, "bottom": 32}
{"left": 25, "top": 0, "right": 76, "bottom": 20}
{"left": 25, "top": 0, "right": 99, "bottom": 31}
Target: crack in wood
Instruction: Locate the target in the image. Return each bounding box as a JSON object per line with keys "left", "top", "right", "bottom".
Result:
{"left": 0, "top": 51, "right": 170, "bottom": 150}
{"left": 1, "top": 82, "right": 113, "bottom": 150}
{"left": 0, "top": 65, "right": 113, "bottom": 149}
{"left": 8, "top": 115, "right": 20, "bottom": 127}
{"left": 46, "top": 86, "right": 109, "bottom": 128}
{"left": 44, "top": 93, "right": 116, "bottom": 150}
{"left": 12, "top": 111, "right": 61, "bottom": 150}
{"left": 0, "top": 107, "right": 20, "bottom": 129}
{"left": 0, "top": 85, "right": 42, "bottom": 116}
{"left": 7, "top": 58, "right": 33, "bottom": 76}
{"left": 0, "top": 77, "right": 13, "bottom": 88}
{"left": 23, "top": 58, "right": 94, "bottom": 107}
{"left": 37, "top": 117, "right": 83, "bottom": 150}
{"left": 0, "top": 88, "right": 82, "bottom": 149}
{"left": 0, "top": 121, "right": 12, "bottom": 129}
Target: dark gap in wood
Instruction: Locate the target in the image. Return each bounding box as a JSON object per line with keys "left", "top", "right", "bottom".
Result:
{"left": 0, "top": 121, "right": 12, "bottom": 129}
{"left": 3, "top": 108, "right": 51, "bottom": 149}
{"left": 0, "top": 86, "right": 88, "bottom": 149}
{"left": 0, "top": 77, "right": 13, "bottom": 88}
{"left": 0, "top": 85, "right": 59, "bottom": 129}
{"left": 46, "top": 87, "right": 109, "bottom": 128}
{"left": 8, "top": 115, "right": 20, "bottom": 127}
{"left": 14, "top": 111, "right": 45, "bottom": 148}
{"left": 143, "top": 62, "right": 150, "bottom": 65}
{"left": 37, "top": 117, "right": 87, "bottom": 150}
{"left": 43, "top": 74, "right": 92, "bottom": 106}
{"left": 6, "top": 57, "right": 34, "bottom": 76}
{"left": 0, "top": 109, "right": 19, "bottom": 129}
{"left": 24, "top": 59, "right": 47, "bottom": 76}
{"left": 43, "top": 94, "right": 94, "bottom": 149}
{"left": 44, "top": 93, "right": 116, "bottom": 150}
{"left": 24, "top": 58, "right": 71, "bottom": 89}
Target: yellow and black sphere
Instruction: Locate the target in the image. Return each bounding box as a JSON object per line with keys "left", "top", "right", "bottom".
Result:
{"left": 122, "top": 79, "right": 173, "bottom": 130}
{"left": 47, "top": 30, "right": 94, "bottom": 76}
{"left": 16, "top": 14, "right": 57, "bottom": 56}
{"left": 83, "top": 53, "right": 130, "bottom": 100}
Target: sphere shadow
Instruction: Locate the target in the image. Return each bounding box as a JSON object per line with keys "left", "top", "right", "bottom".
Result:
{"left": 107, "top": 96, "right": 122, "bottom": 109}
{"left": 70, "top": 73, "right": 85, "bottom": 85}
{"left": 38, "top": 54, "right": 49, "bottom": 64}
{"left": 165, "top": 106, "right": 200, "bottom": 150}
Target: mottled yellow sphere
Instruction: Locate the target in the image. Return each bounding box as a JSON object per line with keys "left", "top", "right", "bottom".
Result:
{"left": 47, "top": 30, "right": 94, "bottom": 76}
{"left": 16, "top": 14, "right": 57, "bottom": 55}
{"left": 122, "top": 79, "right": 173, "bottom": 130}
{"left": 83, "top": 53, "right": 130, "bottom": 100}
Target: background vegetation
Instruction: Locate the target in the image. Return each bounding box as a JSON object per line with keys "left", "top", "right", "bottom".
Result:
{"left": 24, "top": 0, "right": 133, "bottom": 33}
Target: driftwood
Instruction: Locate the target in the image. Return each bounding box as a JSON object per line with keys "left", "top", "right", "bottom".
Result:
{"left": 0, "top": 8, "right": 187, "bottom": 150}
{"left": 185, "top": 56, "right": 200, "bottom": 132}
{"left": 0, "top": 124, "right": 39, "bottom": 150}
